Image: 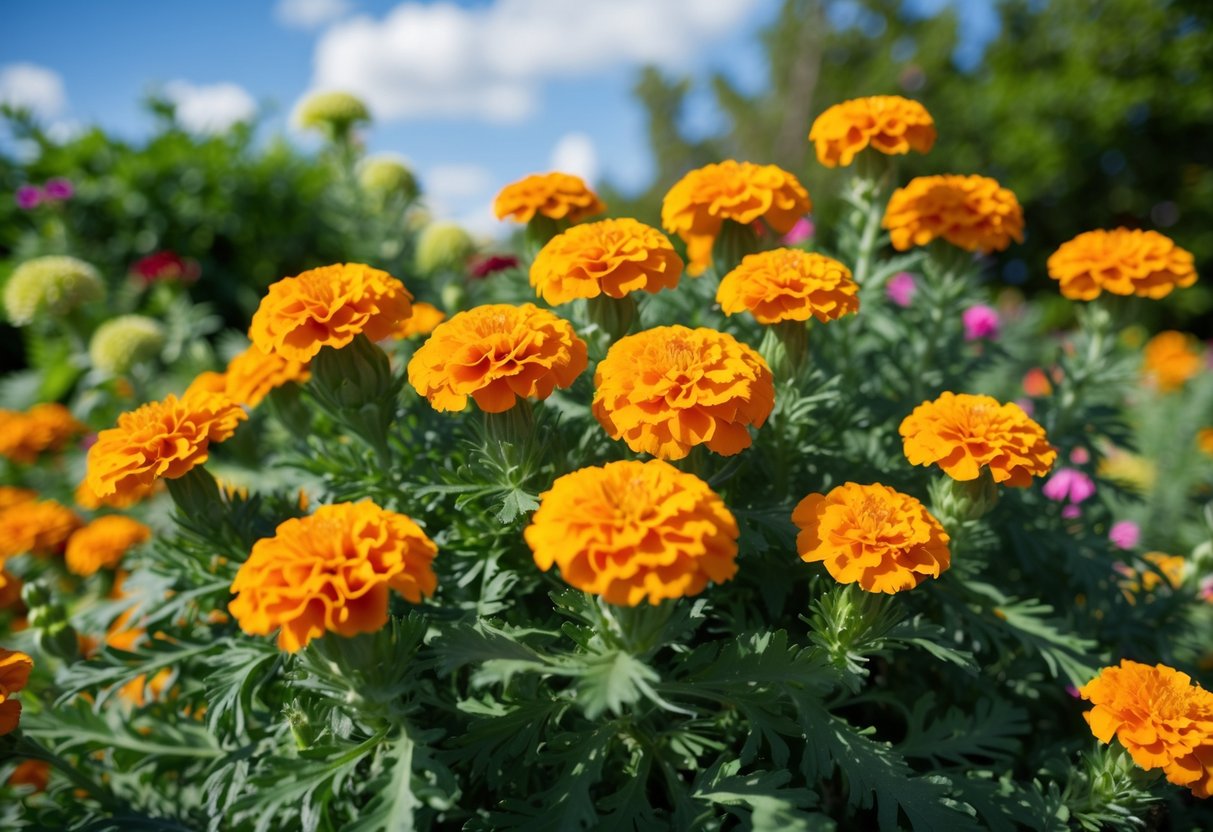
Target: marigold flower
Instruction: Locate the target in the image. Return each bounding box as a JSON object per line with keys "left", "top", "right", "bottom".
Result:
{"left": 1142, "top": 330, "right": 1203, "bottom": 392}
{"left": 1199, "top": 428, "right": 1213, "bottom": 456}
{"left": 3, "top": 255, "right": 103, "bottom": 326}
{"left": 89, "top": 314, "right": 166, "bottom": 375}
{"left": 883, "top": 174, "right": 1024, "bottom": 253}
{"left": 900, "top": 392, "right": 1056, "bottom": 486}
{"left": 808, "top": 95, "right": 936, "bottom": 168}
{"left": 392, "top": 302, "right": 446, "bottom": 339}
{"left": 223, "top": 346, "right": 311, "bottom": 408}
{"left": 86, "top": 391, "right": 246, "bottom": 501}
{"left": 1080, "top": 660, "right": 1213, "bottom": 798}
{"left": 0, "top": 486, "right": 36, "bottom": 511}
{"left": 0, "top": 500, "right": 82, "bottom": 557}
{"left": 525, "top": 459, "right": 738, "bottom": 606}
{"left": 184, "top": 370, "right": 229, "bottom": 398}
{"left": 1118, "top": 552, "right": 1186, "bottom": 604}
{"left": 0, "top": 569, "right": 23, "bottom": 610}
{"left": 0, "top": 648, "right": 33, "bottom": 735}
{"left": 717, "top": 249, "right": 859, "bottom": 325}
{"left": 794, "top": 482, "right": 950, "bottom": 593}
{"left": 408, "top": 304, "right": 587, "bottom": 413}
{"left": 1047, "top": 229, "right": 1198, "bottom": 301}
{"left": 662, "top": 161, "right": 811, "bottom": 276}
{"left": 0, "top": 403, "right": 86, "bottom": 464}
{"left": 228, "top": 501, "right": 438, "bottom": 652}
{"left": 530, "top": 218, "right": 683, "bottom": 305}
{"left": 7, "top": 759, "right": 50, "bottom": 792}
{"left": 75, "top": 476, "right": 158, "bottom": 510}
{"left": 248, "top": 263, "right": 414, "bottom": 363}
{"left": 493, "top": 172, "right": 605, "bottom": 224}
{"left": 593, "top": 326, "right": 774, "bottom": 460}
{"left": 65, "top": 515, "right": 152, "bottom": 577}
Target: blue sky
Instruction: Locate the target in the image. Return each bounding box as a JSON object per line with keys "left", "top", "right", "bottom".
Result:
{"left": 1, "top": 0, "right": 997, "bottom": 235}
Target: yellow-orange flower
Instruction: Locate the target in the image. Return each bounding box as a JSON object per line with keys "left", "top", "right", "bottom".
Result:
{"left": 662, "top": 161, "right": 811, "bottom": 276}
{"left": 808, "top": 95, "right": 936, "bottom": 168}
{"left": 184, "top": 370, "right": 228, "bottom": 398}
{"left": 717, "top": 249, "right": 859, "bottom": 324}
{"left": 0, "top": 568, "right": 22, "bottom": 609}
{"left": 493, "top": 172, "right": 605, "bottom": 224}
{"left": 86, "top": 391, "right": 247, "bottom": 502}
{"left": 1199, "top": 428, "right": 1213, "bottom": 456}
{"left": 0, "top": 499, "right": 82, "bottom": 557}
{"left": 793, "top": 482, "right": 950, "bottom": 593}
{"left": 530, "top": 218, "right": 683, "bottom": 305}
{"left": 0, "top": 648, "right": 33, "bottom": 735}
{"left": 229, "top": 501, "right": 438, "bottom": 652}
{"left": 1047, "top": 229, "right": 1198, "bottom": 301}
{"left": 0, "top": 403, "right": 86, "bottom": 464}
{"left": 392, "top": 301, "right": 446, "bottom": 339}
{"left": 883, "top": 174, "right": 1023, "bottom": 253}
{"left": 1119, "top": 552, "right": 1186, "bottom": 604}
{"left": 7, "top": 759, "right": 50, "bottom": 792}
{"left": 593, "top": 326, "right": 774, "bottom": 460}
{"left": 525, "top": 459, "right": 738, "bottom": 606}
{"left": 0, "top": 486, "right": 35, "bottom": 511}
{"left": 248, "top": 263, "right": 413, "bottom": 362}
{"left": 1080, "top": 660, "right": 1213, "bottom": 798}
{"left": 408, "top": 304, "right": 587, "bottom": 413}
{"left": 65, "top": 515, "right": 152, "bottom": 577}
{"left": 223, "top": 346, "right": 311, "bottom": 408}
{"left": 75, "top": 476, "right": 159, "bottom": 510}
{"left": 1142, "top": 331, "right": 1203, "bottom": 392}
{"left": 900, "top": 392, "right": 1056, "bottom": 486}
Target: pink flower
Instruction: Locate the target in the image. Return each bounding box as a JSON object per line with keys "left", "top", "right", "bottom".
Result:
{"left": 1069, "top": 447, "right": 1090, "bottom": 465}
{"left": 886, "top": 272, "right": 917, "bottom": 307}
{"left": 1015, "top": 397, "right": 1035, "bottom": 416}
{"left": 1042, "top": 468, "right": 1096, "bottom": 505}
{"left": 962, "top": 304, "right": 1001, "bottom": 341}
{"left": 782, "top": 217, "right": 815, "bottom": 245}
{"left": 1062, "top": 505, "right": 1081, "bottom": 519}
{"left": 16, "top": 185, "right": 42, "bottom": 210}
{"left": 43, "top": 178, "right": 74, "bottom": 201}
{"left": 1065, "top": 684, "right": 1080, "bottom": 698}
{"left": 1108, "top": 520, "right": 1140, "bottom": 551}
{"left": 1200, "top": 576, "right": 1213, "bottom": 603}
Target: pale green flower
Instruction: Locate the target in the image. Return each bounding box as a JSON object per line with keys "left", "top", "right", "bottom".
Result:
{"left": 89, "top": 315, "right": 166, "bottom": 375}
{"left": 359, "top": 156, "right": 418, "bottom": 200}
{"left": 295, "top": 91, "right": 371, "bottom": 138}
{"left": 415, "top": 222, "right": 474, "bottom": 275}
{"left": 4, "top": 255, "right": 104, "bottom": 326}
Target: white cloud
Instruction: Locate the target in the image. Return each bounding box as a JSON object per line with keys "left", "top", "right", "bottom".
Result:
{"left": 0, "top": 63, "right": 67, "bottom": 120}
{"left": 276, "top": 0, "right": 353, "bottom": 30}
{"left": 309, "top": 0, "right": 763, "bottom": 122}
{"left": 424, "top": 163, "right": 494, "bottom": 201}
{"left": 164, "top": 81, "right": 257, "bottom": 133}
{"left": 549, "top": 132, "right": 598, "bottom": 183}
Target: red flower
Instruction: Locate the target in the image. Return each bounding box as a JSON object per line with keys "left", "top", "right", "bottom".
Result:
{"left": 131, "top": 251, "right": 200, "bottom": 286}
{"left": 469, "top": 254, "right": 520, "bottom": 279}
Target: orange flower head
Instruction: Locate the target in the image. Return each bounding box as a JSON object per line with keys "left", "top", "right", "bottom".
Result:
{"left": 1142, "top": 330, "right": 1203, "bottom": 393}
{"left": 0, "top": 568, "right": 22, "bottom": 609}
{"left": 0, "top": 403, "right": 86, "bottom": 464}
{"left": 248, "top": 263, "right": 413, "bottom": 362}
{"left": 593, "top": 325, "right": 774, "bottom": 460}
{"left": 75, "top": 476, "right": 158, "bottom": 510}
{"left": 0, "top": 486, "right": 36, "bottom": 511}
{"left": 7, "top": 759, "right": 50, "bottom": 792}
{"left": 408, "top": 303, "right": 587, "bottom": 413}
{"left": 1047, "top": 229, "right": 1197, "bottom": 301}
{"left": 0, "top": 499, "right": 82, "bottom": 557}
{"left": 883, "top": 174, "right": 1024, "bottom": 253}
{"left": 530, "top": 218, "right": 683, "bottom": 305}
{"left": 1080, "top": 660, "right": 1213, "bottom": 798}
{"left": 493, "top": 172, "right": 605, "bottom": 224}
{"left": 86, "top": 391, "right": 247, "bottom": 502}
{"left": 1119, "top": 552, "right": 1186, "bottom": 604}
{"left": 525, "top": 459, "right": 739, "bottom": 606}
{"left": 224, "top": 346, "right": 311, "bottom": 408}
{"left": 661, "top": 161, "right": 811, "bottom": 276}
{"left": 0, "top": 647, "right": 33, "bottom": 736}
{"left": 717, "top": 249, "right": 859, "bottom": 325}
{"left": 808, "top": 95, "right": 936, "bottom": 168}
{"left": 228, "top": 501, "right": 438, "bottom": 652}
{"left": 184, "top": 370, "right": 229, "bottom": 398}
{"left": 392, "top": 301, "right": 446, "bottom": 339}
{"left": 1199, "top": 428, "right": 1213, "bottom": 457}
{"left": 900, "top": 392, "right": 1056, "bottom": 486}
{"left": 794, "top": 482, "right": 950, "bottom": 593}
{"left": 65, "top": 515, "right": 152, "bottom": 577}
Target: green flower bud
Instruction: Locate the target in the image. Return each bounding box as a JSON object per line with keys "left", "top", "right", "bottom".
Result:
{"left": 4, "top": 255, "right": 104, "bottom": 326}
{"left": 415, "top": 222, "right": 474, "bottom": 275}
{"left": 359, "top": 156, "right": 418, "bottom": 201}
{"left": 89, "top": 314, "right": 166, "bottom": 375}
{"left": 295, "top": 91, "right": 371, "bottom": 139}
{"left": 928, "top": 470, "right": 999, "bottom": 529}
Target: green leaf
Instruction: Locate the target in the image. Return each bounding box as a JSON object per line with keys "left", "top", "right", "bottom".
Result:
{"left": 695, "top": 759, "right": 835, "bottom": 832}
{"left": 896, "top": 693, "right": 1028, "bottom": 766}
{"left": 574, "top": 649, "right": 661, "bottom": 719}
{"left": 345, "top": 732, "right": 420, "bottom": 832}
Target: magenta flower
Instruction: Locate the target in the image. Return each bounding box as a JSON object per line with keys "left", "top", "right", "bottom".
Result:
{"left": 1069, "top": 446, "right": 1091, "bottom": 465}
{"left": 886, "top": 272, "right": 917, "bottom": 307}
{"left": 16, "top": 185, "right": 42, "bottom": 210}
{"left": 1061, "top": 505, "right": 1081, "bottom": 520}
{"left": 1042, "top": 468, "right": 1096, "bottom": 505}
{"left": 782, "top": 217, "right": 815, "bottom": 246}
{"left": 43, "top": 177, "right": 74, "bottom": 201}
{"left": 1200, "top": 576, "right": 1213, "bottom": 603}
{"left": 1109, "top": 520, "right": 1141, "bottom": 550}
{"left": 962, "top": 304, "right": 1001, "bottom": 341}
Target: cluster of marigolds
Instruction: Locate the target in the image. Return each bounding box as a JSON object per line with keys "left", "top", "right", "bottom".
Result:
{"left": 2, "top": 94, "right": 1211, "bottom": 800}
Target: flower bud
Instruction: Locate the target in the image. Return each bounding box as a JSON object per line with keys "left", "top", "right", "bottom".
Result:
{"left": 929, "top": 470, "right": 999, "bottom": 528}
{"left": 294, "top": 91, "right": 370, "bottom": 139}
{"left": 358, "top": 156, "right": 418, "bottom": 201}
{"left": 415, "top": 222, "right": 474, "bottom": 275}
{"left": 4, "top": 255, "right": 104, "bottom": 326}
{"left": 89, "top": 314, "right": 166, "bottom": 375}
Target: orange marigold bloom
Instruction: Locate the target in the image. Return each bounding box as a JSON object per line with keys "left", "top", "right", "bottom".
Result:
{"left": 75, "top": 476, "right": 158, "bottom": 510}
{"left": 662, "top": 161, "right": 811, "bottom": 276}
{"left": 102, "top": 594, "right": 173, "bottom": 706}
{"left": 7, "top": 759, "right": 50, "bottom": 792}
{"left": 808, "top": 95, "right": 936, "bottom": 168}
{"left": 65, "top": 515, "right": 152, "bottom": 577}
{"left": 408, "top": 303, "right": 587, "bottom": 413}
{"left": 1047, "top": 229, "right": 1198, "bottom": 301}
{"left": 224, "top": 346, "right": 311, "bottom": 408}
{"left": 525, "top": 459, "right": 739, "bottom": 606}
{"left": 530, "top": 218, "right": 683, "bottom": 305}
{"left": 794, "top": 482, "right": 950, "bottom": 594}
{"left": 0, "top": 486, "right": 36, "bottom": 511}
{"left": 593, "top": 325, "right": 774, "bottom": 460}
{"left": 229, "top": 501, "right": 438, "bottom": 652}
{"left": 392, "top": 301, "right": 446, "bottom": 339}
{"left": 0, "top": 647, "right": 33, "bottom": 736}
{"left": 184, "top": 370, "right": 228, "bottom": 397}
{"left": 1119, "top": 552, "right": 1186, "bottom": 604}
{"left": 0, "top": 568, "right": 22, "bottom": 609}
{"left": 1199, "top": 428, "right": 1213, "bottom": 456}
{"left": 0, "top": 403, "right": 86, "bottom": 464}
{"left": 1081, "top": 660, "right": 1213, "bottom": 798}
{"left": 717, "top": 249, "right": 859, "bottom": 324}
{"left": 493, "top": 172, "right": 605, "bottom": 224}
{"left": 248, "top": 263, "right": 413, "bottom": 362}
{"left": 1142, "top": 330, "right": 1203, "bottom": 393}
{"left": 86, "top": 391, "right": 247, "bottom": 502}
{"left": 900, "top": 392, "right": 1056, "bottom": 486}
{"left": 0, "top": 499, "right": 82, "bottom": 557}
{"left": 883, "top": 174, "right": 1024, "bottom": 253}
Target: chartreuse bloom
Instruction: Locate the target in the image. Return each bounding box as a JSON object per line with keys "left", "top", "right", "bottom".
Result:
{"left": 3, "top": 255, "right": 103, "bottom": 326}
